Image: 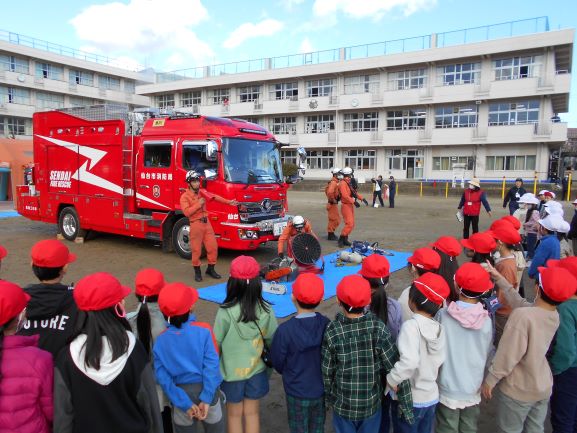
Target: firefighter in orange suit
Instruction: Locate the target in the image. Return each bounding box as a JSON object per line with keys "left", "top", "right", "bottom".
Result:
{"left": 278, "top": 215, "right": 314, "bottom": 259}
{"left": 325, "top": 167, "right": 341, "bottom": 241}
{"left": 338, "top": 167, "right": 368, "bottom": 248}
{"left": 180, "top": 170, "right": 238, "bottom": 282}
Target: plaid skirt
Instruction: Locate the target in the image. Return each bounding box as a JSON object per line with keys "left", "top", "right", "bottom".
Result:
{"left": 286, "top": 394, "right": 326, "bottom": 433}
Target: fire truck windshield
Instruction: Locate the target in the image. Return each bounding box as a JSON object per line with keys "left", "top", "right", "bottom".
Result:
{"left": 222, "top": 138, "right": 283, "bottom": 184}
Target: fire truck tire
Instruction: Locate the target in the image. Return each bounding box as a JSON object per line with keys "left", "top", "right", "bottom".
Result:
{"left": 58, "top": 207, "right": 81, "bottom": 241}
{"left": 172, "top": 218, "right": 206, "bottom": 260}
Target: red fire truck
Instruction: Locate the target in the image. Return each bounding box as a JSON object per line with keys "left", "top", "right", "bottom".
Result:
{"left": 16, "top": 105, "right": 295, "bottom": 259}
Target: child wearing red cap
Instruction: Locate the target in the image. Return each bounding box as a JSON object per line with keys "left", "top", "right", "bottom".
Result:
{"left": 386, "top": 272, "right": 450, "bottom": 433}
{"left": 482, "top": 264, "right": 577, "bottom": 433}
{"left": 435, "top": 263, "right": 493, "bottom": 433}
{"left": 0, "top": 280, "right": 53, "bottom": 433}
{"left": 17, "top": 239, "right": 79, "bottom": 358}
{"left": 431, "top": 236, "right": 462, "bottom": 303}
{"left": 54, "top": 272, "right": 163, "bottom": 433}
{"left": 270, "top": 273, "right": 330, "bottom": 433}
{"left": 154, "top": 282, "right": 224, "bottom": 433}
{"left": 461, "top": 231, "right": 496, "bottom": 271}
{"left": 0, "top": 244, "right": 7, "bottom": 276}
{"left": 322, "top": 275, "right": 414, "bottom": 433}
{"left": 213, "top": 256, "right": 278, "bottom": 433}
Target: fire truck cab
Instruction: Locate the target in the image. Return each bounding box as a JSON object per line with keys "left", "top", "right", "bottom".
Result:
{"left": 16, "top": 105, "right": 293, "bottom": 259}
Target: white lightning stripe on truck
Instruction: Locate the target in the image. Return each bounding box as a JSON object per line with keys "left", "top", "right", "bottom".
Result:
{"left": 36, "top": 134, "right": 169, "bottom": 209}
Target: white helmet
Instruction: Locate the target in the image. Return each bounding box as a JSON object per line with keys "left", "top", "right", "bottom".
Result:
{"left": 341, "top": 167, "right": 353, "bottom": 176}
{"left": 518, "top": 193, "right": 539, "bottom": 205}
{"left": 185, "top": 170, "right": 202, "bottom": 183}
{"left": 292, "top": 215, "right": 305, "bottom": 229}
{"left": 331, "top": 167, "right": 341, "bottom": 175}
{"left": 544, "top": 200, "right": 564, "bottom": 217}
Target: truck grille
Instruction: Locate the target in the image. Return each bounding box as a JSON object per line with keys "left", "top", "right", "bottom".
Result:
{"left": 239, "top": 199, "right": 283, "bottom": 223}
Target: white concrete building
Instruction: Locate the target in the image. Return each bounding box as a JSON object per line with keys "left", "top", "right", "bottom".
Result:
{"left": 138, "top": 17, "right": 573, "bottom": 181}
{"left": 0, "top": 30, "right": 152, "bottom": 138}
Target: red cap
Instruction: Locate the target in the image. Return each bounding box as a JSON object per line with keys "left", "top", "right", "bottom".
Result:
{"left": 358, "top": 254, "right": 390, "bottom": 278}
{"left": 491, "top": 226, "right": 522, "bottom": 245}
{"left": 537, "top": 267, "right": 577, "bottom": 302}
{"left": 544, "top": 191, "right": 556, "bottom": 198}
{"left": 337, "top": 275, "right": 371, "bottom": 308}
{"left": 0, "top": 245, "right": 7, "bottom": 260}
{"left": 292, "top": 273, "right": 324, "bottom": 305}
{"left": 414, "top": 272, "right": 450, "bottom": 305}
{"left": 0, "top": 281, "right": 30, "bottom": 326}
{"left": 547, "top": 257, "right": 577, "bottom": 278}
{"left": 158, "top": 282, "right": 199, "bottom": 317}
{"left": 501, "top": 216, "right": 521, "bottom": 231}
{"left": 407, "top": 248, "right": 441, "bottom": 271}
{"left": 454, "top": 262, "right": 493, "bottom": 293}
{"left": 135, "top": 268, "right": 165, "bottom": 297}
{"left": 489, "top": 219, "right": 512, "bottom": 232}
{"left": 230, "top": 255, "right": 260, "bottom": 280}
{"left": 460, "top": 232, "right": 496, "bottom": 254}
{"left": 74, "top": 272, "right": 131, "bottom": 311}
{"left": 430, "top": 236, "right": 462, "bottom": 257}
{"left": 31, "top": 239, "right": 76, "bottom": 268}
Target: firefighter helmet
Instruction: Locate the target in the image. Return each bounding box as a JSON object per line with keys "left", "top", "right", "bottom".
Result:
{"left": 341, "top": 167, "right": 353, "bottom": 176}
{"left": 185, "top": 170, "right": 201, "bottom": 183}
{"left": 331, "top": 167, "right": 341, "bottom": 174}
{"left": 292, "top": 215, "right": 305, "bottom": 229}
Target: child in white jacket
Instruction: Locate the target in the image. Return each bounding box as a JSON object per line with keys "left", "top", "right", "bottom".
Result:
{"left": 387, "top": 272, "right": 450, "bottom": 433}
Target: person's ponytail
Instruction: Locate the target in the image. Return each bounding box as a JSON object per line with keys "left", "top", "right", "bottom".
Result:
{"left": 136, "top": 298, "right": 153, "bottom": 356}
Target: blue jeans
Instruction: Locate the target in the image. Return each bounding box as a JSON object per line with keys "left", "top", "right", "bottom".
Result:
{"left": 333, "top": 408, "right": 382, "bottom": 433}
{"left": 526, "top": 233, "right": 537, "bottom": 259}
{"left": 395, "top": 404, "right": 436, "bottom": 433}
{"left": 380, "top": 394, "right": 399, "bottom": 433}
{"left": 551, "top": 367, "right": 577, "bottom": 433}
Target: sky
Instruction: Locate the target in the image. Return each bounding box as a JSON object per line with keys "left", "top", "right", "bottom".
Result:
{"left": 2, "top": 0, "right": 577, "bottom": 124}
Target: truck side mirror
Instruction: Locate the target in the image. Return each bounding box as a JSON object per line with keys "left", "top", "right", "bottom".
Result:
{"left": 285, "top": 175, "right": 302, "bottom": 184}
{"left": 206, "top": 140, "right": 218, "bottom": 161}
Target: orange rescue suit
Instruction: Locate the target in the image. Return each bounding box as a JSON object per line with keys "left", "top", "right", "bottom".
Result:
{"left": 325, "top": 177, "right": 341, "bottom": 233}
{"left": 278, "top": 221, "right": 313, "bottom": 256}
{"left": 339, "top": 178, "right": 363, "bottom": 236}
{"left": 180, "top": 188, "right": 231, "bottom": 267}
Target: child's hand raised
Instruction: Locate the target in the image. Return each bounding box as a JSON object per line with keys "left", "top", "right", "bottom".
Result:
{"left": 186, "top": 404, "right": 200, "bottom": 420}
{"left": 484, "top": 260, "right": 502, "bottom": 281}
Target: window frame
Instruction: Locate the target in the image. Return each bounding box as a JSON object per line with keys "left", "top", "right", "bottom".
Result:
{"left": 180, "top": 91, "right": 201, "bottom": 107}
{"left": 269, "top": 82, "right": 298, "bottom": 100}
{"left": 343, "top": 74, "right": 380, "bottom": 94}
{"left": 306, "top": 79, "right": 335, "bottom": 98}
{"left": 270, "top": 116, "right": 297, "bottom": 135}
{"left": 438, "top": 62, "right": 480, "bottom": 86}
{"left": 435, "top": 105, "right": 478, "bottom": 128}
{"left": 304, "top": 114, "right": 335, "bottom": 133}
{"left": 389, "top": 69, "right": 427, "bottom": 90}
{"left": 344, "top": 149, "right": 376, "bottom": 170}
{"left": 343, "top": 112, "right": 379, "bottom": 132}
{"left": 386, "top": 109, "right": 427, "bottom": 130}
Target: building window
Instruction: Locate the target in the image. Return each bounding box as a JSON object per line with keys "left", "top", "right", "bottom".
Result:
{"left": 386, "top": 109, "right": 426, "bottom": 130}
{"left": 486, "top": 155, "right": 536, "bottom": 171}
{"left": 240, "top": 116, "right": 262, "bottom": 125}
{"left": 344, "top": 75, "right": 379, "bottom": 94}
{"left": 305, "top": 115, "right": 334, "bottom": 133}
{"left": 0, "top": 116, "right": 28, "bottom": 136}
{"left": 488, "top": 100, "right": 540, "bottom": 125}
{"left": 386, "top": 148, "right": 424, "bottom": 170}
{"left": 212, "top": 88, "right": 230, "bottom": 105}
{"left": 306, "top": 79, "right": 335, "bottom": 97}
{"left": 99, "top": 75, "right": 121, "bottom": 91}
{"left": 270, "top": 117, "right": 297, "bottom": 135}
{"left": 180, "top": 91, "right": 201, "bottom": 107}
{"left": 345, "top": 149, "right": 376, "bottom": 170}
{"left": 494, "top": 55, "right": 542, "bottom": 81}
{"left": 433, "top": 156, "right": 475, "bottom": 171}
{"left": 157, "top": 94, "right": 175, "bottom": 109}
{"left": 0, "top": 55, "right": 28, "bottom": 73}
{"left": 438, "top": 63, "right": 480, "bottom": 86}
{"left": 0, "top": 87, "right": 30, "bottom": 105}
{"left": 36, "top": 92, "right": 64, "bottom": 109}
{"left": 269, "top": 82, "right": 298, "bottom": 100}
{"left": 69, "top": 70, "right": 94, "bottom": 86}
{"left": 435, "top": 105, "right": 478, "bottom": 128}
{"left": 238, "top": 85, "right": 260, "bottom": 102}
{"left": 389, "top": 69, "right": 426, "bottom": 90}
{"left": 35, "top": 62, "right": 63, "bottom": 80}
{"left": 343, "top": 112, "right": 379, "bottom": 132}
{"left": 124, "top": 80, "right": 135, "bottom": 94}
{"left": 69, "top": 96, "right": 93, "bottom": 107}
{"left": 281, "top": 150, "right": 297, "bottom": 165}
{"left": 307, "top": 150, "right": 334, "bottom": 169}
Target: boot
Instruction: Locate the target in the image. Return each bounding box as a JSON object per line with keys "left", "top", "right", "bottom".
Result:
{"left": 194, "top": 266, "right": 203, "bottom": 282}
{"left": 338, "top": 235, "right": 345, "bottom": 248}
{"left": 343, "top": 236, "right": 352, "bottom": 246}
{"left": 327, "top": 232, "right": 337, "bottom": 241}
{"left": 206, "top": 264, "right": 222, "bottom": 279}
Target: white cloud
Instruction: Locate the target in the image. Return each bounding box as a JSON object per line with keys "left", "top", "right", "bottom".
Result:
{"left": 299, "top": 37, "right": 314, "bottom": 53}
{"left": 70, "top": 0, "right": 213, "bottom": 69}
{"left": 313, "top": 0, "right": 437, "bottom": 19}
{"left": 283, "top": 0, "right": 305, "bottom": 9}
{"left": 223, "top": 19, "right": 284, "bottom": 49}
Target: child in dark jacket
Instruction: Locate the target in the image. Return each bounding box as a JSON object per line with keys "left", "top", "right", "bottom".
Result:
{"left": 154, "top": 282, "right": 224, "bottom": 433}
{"left": 271, "top": 273, "right": 330, "bottom": 433}
{"left": 0, "top": 280, "right": 53, "bottom": 433}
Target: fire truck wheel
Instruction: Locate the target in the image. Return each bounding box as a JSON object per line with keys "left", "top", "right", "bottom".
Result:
{"left": 58, "top": 207, "right": 81, "bottom": 241}
{"left": 172, "top": 218, "right": 192, "bottom": 260}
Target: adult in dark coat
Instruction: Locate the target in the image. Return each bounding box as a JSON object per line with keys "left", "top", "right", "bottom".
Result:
{"left": 388, "top": 176, "right": 396, "bottom": 208}
{"left": 503, "top": 178, "right": 527, "bottom": 215}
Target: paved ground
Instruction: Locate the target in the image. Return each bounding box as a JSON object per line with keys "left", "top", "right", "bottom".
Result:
{"left": 1, "top": 190, "right": 563, "bottom": 432}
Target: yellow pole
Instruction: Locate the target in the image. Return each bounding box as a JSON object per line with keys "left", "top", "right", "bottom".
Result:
{"left": 533, "top": 173, "right": 538, "bottom": 195}
{"left": 396, "top": 182, "right": 399, "bottom": 196}
{"left": 501, "top": 176, "right": 506, "bottom": 200}
{"left": 568, "top": 172, "right": 573, "bottom": 201}
{"left": 420, "top": 182, "right": 423, "bottom": 197}
{"left": 445, "top": 182, "right": 449, "bottom": 198}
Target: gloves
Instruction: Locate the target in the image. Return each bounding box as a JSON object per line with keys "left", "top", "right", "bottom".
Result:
{"left": 362, "top": 198, "right": 369, "bottom": 206}
{"left": 354, "top": 201, "right": 361, "bottom": 208}
{"left": 278, "top": 252, "right": 284, "bottom": 259}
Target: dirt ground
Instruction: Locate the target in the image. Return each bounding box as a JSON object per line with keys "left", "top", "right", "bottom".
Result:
{"left": 1, "top": 190, "right": 564, "bottom": 432}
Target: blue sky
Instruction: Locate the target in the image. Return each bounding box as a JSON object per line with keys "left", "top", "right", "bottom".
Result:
{"left": 2, "top": 0, "right": 577, "bottom": 123}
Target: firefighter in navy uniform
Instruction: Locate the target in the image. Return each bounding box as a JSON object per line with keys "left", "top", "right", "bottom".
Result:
{"left": 180, "top": 170, "right": 238, "bottom": 282}
{"left": 325, "top": 168, "right": 341, "bottom": 240}
{"left": 338, "top": 167, "right": 368, "bottom": 247}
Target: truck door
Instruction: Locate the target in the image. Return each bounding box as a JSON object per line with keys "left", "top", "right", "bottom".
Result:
{"left": 176, "top": 140, "right": 220, "bottom": 204}
{"left": 135, "top": 140, "right": 174, "bottom": 211}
